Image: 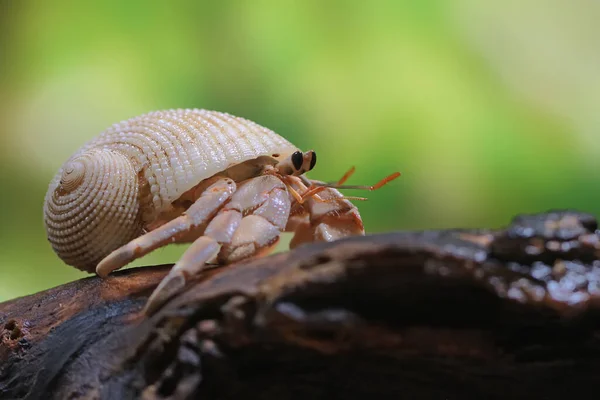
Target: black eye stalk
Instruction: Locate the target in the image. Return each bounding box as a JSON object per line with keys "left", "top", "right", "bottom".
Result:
{"left": 291, "top": 151, "right": 304, "bottom": 171}
{"left": 282, "top": 150, "right": 317, "bottom": 176}
{"left": 309, "top": 151, "right": 317, "bottom": 170}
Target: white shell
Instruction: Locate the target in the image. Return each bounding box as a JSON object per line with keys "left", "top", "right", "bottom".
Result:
{"left": 43, "top": 109, "right": 298, "bottom": 272}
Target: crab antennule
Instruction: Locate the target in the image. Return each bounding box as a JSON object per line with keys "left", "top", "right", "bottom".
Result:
{"left": 331, "top": 165, "right": 356, "bottom": 186}
{"left": 297, "top": 165, "right": 357, "bottom": 201}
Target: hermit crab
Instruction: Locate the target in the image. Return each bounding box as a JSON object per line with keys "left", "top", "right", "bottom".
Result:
{"left": 43, "top": 109, "right": 399, "bottom": 314}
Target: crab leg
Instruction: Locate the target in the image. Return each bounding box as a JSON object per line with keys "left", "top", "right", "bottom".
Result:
{"left": 95, "top": 177, "right": 237, "bottom": 278}
{"left": 218, "top": 175, "right": 291, "bottom": 263}
{"left": 144, "top": 174, "right": 291, "bottom": 315}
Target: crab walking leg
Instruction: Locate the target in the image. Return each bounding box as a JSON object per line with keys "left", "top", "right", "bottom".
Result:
{"left": 285, "top": 177, "right": 365, "bottom": 249}
{"left": 95, "top": 177, "right": 236, "bottom": 278}
{"left": 143, "top": 210, "right": 242, "bottom": 315}
{"left": 144, "top": 175, "right": 291, "bottom": 315}
{"left": 218, "top": 176, "right": 292, "bottom": 263}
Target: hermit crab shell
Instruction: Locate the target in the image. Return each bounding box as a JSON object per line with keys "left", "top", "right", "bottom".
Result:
{"left": 43, "top": 109, "right": 298, "bottom": 272}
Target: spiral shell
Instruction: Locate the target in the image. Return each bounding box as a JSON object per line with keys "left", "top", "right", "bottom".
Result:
{"left": 44, "top": 109, "right": 298, "bottom": 272}
{"left": 44, "top": 149, "right": 142, "bottom": 270}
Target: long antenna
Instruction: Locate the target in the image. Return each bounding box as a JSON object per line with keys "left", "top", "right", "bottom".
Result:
{"left": 296, "top": 167, "right": 401, "bottom": 203}
{"left": 313, "top": 169, "right": 401, "bottom": 190}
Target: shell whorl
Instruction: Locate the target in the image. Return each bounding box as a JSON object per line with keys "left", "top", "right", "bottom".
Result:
{"left": 43, "top": 148, "right": 142, "bottom": 272}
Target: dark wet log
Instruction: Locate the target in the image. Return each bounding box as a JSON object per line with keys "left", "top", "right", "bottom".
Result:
{"left": 1, "top": 210, "right": 600, "bottom": 400}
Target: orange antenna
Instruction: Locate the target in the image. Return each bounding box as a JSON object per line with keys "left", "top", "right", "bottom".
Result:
{"left": 313, "top": 170, "right": 401, "bottom": 191}
{"left": 298, "top": 167, "right": 401, "bottom": 203}
{"left": 332, "top": 165, "right": 356, "bottom": 186}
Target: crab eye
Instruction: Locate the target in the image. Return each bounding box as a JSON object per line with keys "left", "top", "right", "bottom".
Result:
{"left": 309, "top": 151, "right": 317, "bottom": 170}
{"left": 291, "top": 151, "right": 303, "bottom": 171}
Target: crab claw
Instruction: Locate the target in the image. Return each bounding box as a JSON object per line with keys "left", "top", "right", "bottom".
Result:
{"left": 289, "top": 186, "right": 365, "bottom": 249}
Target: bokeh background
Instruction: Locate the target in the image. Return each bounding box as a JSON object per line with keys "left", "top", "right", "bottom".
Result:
{"left": 1, "top": 0, "right": 599, "bottom": 302}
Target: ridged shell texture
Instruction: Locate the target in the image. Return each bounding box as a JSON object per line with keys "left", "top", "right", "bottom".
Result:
{"left": 44, "top": 109, "right": 298, "bottom": 272}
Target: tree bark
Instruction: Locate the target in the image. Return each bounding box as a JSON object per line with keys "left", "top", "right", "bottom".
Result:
{"left": 1, "top": 210, "right": 599, "bottom": 400}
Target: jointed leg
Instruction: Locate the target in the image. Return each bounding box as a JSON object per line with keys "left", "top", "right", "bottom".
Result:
{"left": 218, "top": 175, "right": 291, "bottom": 263}
{"left": 144, "top": 208, "right": 242, "bottom": 315}
{"left": 96, "top": 177, "right": 237, "bottom": 278}
{"left": 144, "top": 175, "right": 291, "bottom": 314}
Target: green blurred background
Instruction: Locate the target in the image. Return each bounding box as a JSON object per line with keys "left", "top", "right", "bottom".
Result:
{"left": 1, "top": 0, "right": 599, "bottom": 302}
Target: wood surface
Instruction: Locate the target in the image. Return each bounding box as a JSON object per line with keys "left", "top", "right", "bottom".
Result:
{"left": 1, "top": 210, "right": 599, "bottom": 400}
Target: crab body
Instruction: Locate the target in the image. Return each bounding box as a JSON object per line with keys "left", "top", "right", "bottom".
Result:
{"left": 43, "top": 108, "right": 382, "bottom": 314}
